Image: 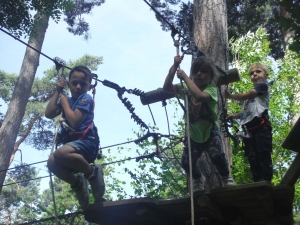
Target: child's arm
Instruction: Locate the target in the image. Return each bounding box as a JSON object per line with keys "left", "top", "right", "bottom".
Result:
{"left": 163, "top": 55, "right": 183, "bottom": 94}
{"left": 176, "top": 70, "right": 212, "bottom": 102}
{"left": 45, "top": 80, "right": 64, "bottom": 119}
{"left": 227, "top": 113, "right": 241, "bottom": 119}
{"left": 59, "top": 94, "right": 88, "bottom": 128}
{"left": 225, "top": 89, "right": 258, "bottom": 101}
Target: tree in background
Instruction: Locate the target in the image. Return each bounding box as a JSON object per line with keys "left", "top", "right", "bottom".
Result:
{"left": 0, "top": 0, "right": 106, "bottom": 193}
{"left": 272, "top": 0, "right": 300, "bottom": 53}
{"left": 0, "top": 164, "right": 40, "bottom": 224}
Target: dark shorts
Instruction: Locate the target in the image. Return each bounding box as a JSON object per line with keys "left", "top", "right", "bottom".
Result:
{"left": 66, "top": 139, "right": 99, "bottom": 163}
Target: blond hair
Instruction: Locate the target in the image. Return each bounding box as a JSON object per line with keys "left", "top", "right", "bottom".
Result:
{"left": 249, "top": 63, "right": 268, "bottom": 76}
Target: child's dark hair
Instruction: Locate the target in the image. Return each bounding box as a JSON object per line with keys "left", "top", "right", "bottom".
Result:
{"left": 69, "top": 66, "right": 93, "bottom": 83}
{"left": 190, "top": 56, "right": 219, "bottom": 84}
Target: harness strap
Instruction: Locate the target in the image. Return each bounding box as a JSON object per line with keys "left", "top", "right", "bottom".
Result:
{"left": 62, "top": 88, "right": 97, "bottom": 141}
{"left": 246, "top": 118, "right": 271, "bottom": 132}
{"left": 68, "top": 120, "right": 94, "bottom": 140}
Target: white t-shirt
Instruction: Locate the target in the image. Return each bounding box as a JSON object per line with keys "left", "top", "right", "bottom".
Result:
{"left": 239, "top": 82, "right": 270, "bottom": 125}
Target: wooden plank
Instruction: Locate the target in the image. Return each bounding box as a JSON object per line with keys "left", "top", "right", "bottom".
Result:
{"left": 136, "top": 203, "right": 182, "bottom": 225}
{"left": 255, "top": 190, "right": 274, "bottom": 217}
{"left": 282, "top": 116, "right": 300, "bottom": 152}
{"left": 197, "top": 195, "right": 224, "bottom": 221}
{"left": 281, "top": 153, "right": 300, "bottom": 186}
{"left": 274, "top": 200, "right": 294, "bottom": 225}
{"left": 83, "top": 183, "right": 294, "bottom": 225}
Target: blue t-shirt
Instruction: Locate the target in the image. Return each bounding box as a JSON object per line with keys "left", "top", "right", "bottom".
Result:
{"left": 59, "top": 93, "right": 94, "bottom": 132}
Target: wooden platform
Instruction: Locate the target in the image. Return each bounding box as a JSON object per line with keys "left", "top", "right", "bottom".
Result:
{"left": 84, "top": 182, "right": 294, "bottom": 225}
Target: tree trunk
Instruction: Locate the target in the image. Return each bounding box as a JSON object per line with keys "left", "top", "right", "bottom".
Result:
{"left": 193, "top": 0, "right": 230, "bottom": 189}
{"left": 0, "top": 12, "right": 49, "bottom": 193}
{"left": 280, "top": 3, "right": 294, "bottom": 51}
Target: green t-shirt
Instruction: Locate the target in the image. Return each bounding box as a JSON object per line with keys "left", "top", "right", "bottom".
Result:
{"left": 177, "top": 83, "right": 218, "bottom": 143}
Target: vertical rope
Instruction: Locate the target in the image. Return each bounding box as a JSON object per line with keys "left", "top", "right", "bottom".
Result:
{"left": 174, "top": 36, "right": 195, "bottom": 225}
{"left": 49, "top": 121, "right": 61, "bottom": 225}
{"left": 184, "top": 92, "right": 195, "bottom": 225}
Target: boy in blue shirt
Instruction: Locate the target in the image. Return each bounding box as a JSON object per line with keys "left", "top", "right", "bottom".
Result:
{"left": 225, "top": 63, "right": 273, "bottom": 182}
{"left": 45, "top": 66, "right": 105, "bottom": 209}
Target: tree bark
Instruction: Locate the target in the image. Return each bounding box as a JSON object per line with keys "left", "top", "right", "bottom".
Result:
{"left": 280, "top": 3, "right": 294, "bottom": 51}
{"left": 193, "top": 0, "right": 230, "bottom": 188}
{"left": 0, "top": 12, "right": 49, "bottom": 193}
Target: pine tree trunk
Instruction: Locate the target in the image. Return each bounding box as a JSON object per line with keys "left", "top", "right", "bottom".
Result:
{"left": 0, "top": 12, "right": 49, "bottom": 193}
{"left": 193, "top": 0, "right": 231, "bottom": 189}
{"left": 280, "top": 3, "right": 294, "bottom": 51}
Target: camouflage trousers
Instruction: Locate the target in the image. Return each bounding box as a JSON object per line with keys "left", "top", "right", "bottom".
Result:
{"left": 181, "top": 134, "right": 229, "bottom": 179}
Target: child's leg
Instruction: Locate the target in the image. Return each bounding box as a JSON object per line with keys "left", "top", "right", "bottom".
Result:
{"left": 66, "top": 139, "right": 105, "bottom": 203}
{"left": 181, "top": 140, "right": 204, "bottom": 179}
{"left": 244, "top": 138, "right": 261, "bottom": 182}
{"left": 206, "top": 134, "right": 236, "bottom": 186}
{"left": 206, "top": 135, "right": 229, "bottom": 177}
{"left": 47, "top": 144, "right": 93, "bottom": 184}
{"left": 181, "top": 139, "right": 206, "bottom": 191}
{"left": 47, "top": 144, "right": 91, "bottom": 209}
{"left": 253, "top": 125, "right": 273, "bottom": 181}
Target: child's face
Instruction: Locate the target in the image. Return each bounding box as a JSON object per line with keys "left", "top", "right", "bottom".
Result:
{"left": 68, "top": 71, "right": 91, "bottom": 99}
{"left": 191, "top": 65, "right": 213, "bottom": 88}
{"left": 249, "top": 66, "right": 268, "bottom": 85}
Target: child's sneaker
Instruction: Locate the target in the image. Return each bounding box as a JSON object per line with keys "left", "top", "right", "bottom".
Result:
{"left": 222, "top": 174, "right": 236, "bottom": 187}
{"left": 70, "top": 174, "right": 89, "bottom": 209}
{"left": 193, "top": 175, "right": 206, "bottom": 192}
{"left": 87, "top": 165, "right": 105, "bottom": 203}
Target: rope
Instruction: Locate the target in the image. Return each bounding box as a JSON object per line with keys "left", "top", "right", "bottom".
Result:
{"left": 0, "top": 28, "right": 71, "bottom": 71}
{"left": 18, "top": 211, "right": 83, "bottom": 225}
{"left": 0, "top": 160, "right": 47, "bottom": 173}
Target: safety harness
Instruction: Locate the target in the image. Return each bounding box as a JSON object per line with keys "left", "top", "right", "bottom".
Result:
{"left": 245, "top": 116, "right": 272, "bottom": 133}
{"left": 58, "top": 88, "right": 96, "bottom": 142}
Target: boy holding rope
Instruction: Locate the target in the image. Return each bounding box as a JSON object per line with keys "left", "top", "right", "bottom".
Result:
{"left": 225, "top": 62, "right": 273, "bottom": 182}
{"left": 163, "top": 55, "right": 236, "bottom": 191}
{"left": 45, "top": 66, "right": 105, "bottom": 209}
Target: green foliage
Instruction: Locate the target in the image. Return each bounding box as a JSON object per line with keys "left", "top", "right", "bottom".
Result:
{"left": 0, "top": 0, "right": 74, "bottom": 38}
{"left": 0, "top": 70, "right": 18, "bottom": 103}
{"left": 117, "top": 110, "right": 188, "bottom": 199}
{"left": 0, "top": 164, "right": 41, "bottom": 224}
{"left": 229, "top": 27, "right": 300, "bottom": 214}
{"left": 148, "top": 0, "right": 284, "bottom": 59}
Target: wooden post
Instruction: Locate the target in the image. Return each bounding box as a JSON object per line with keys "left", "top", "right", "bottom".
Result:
{"left": 281, "top": 153, "right": 300, "bottom": 186}
{"left": 274, "top": 200, "right": 294, "bottom": 225}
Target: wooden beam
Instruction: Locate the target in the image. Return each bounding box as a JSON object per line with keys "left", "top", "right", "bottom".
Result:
{"left": 221, "top": 206, "right": 250, "bottom": 225}
{"left": 197, "top": 195, "right": 224, "bottom": 221}
{"left": 256, "top": 190, "right": 274, "bottom": 217}
{"left": 136, "top": 203, "right": 181, "bottom": 225}
{"left": 281, "top": 153, "right": 300, "bottom": 186}
{"left": 84, "top": 210, "right": 140, "bottom": 225}
{"left": 274, "top": 200, "right": 294, "bottom": 225}
{"left": 282, "top": 117, "right": 300, "bottom": 152}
